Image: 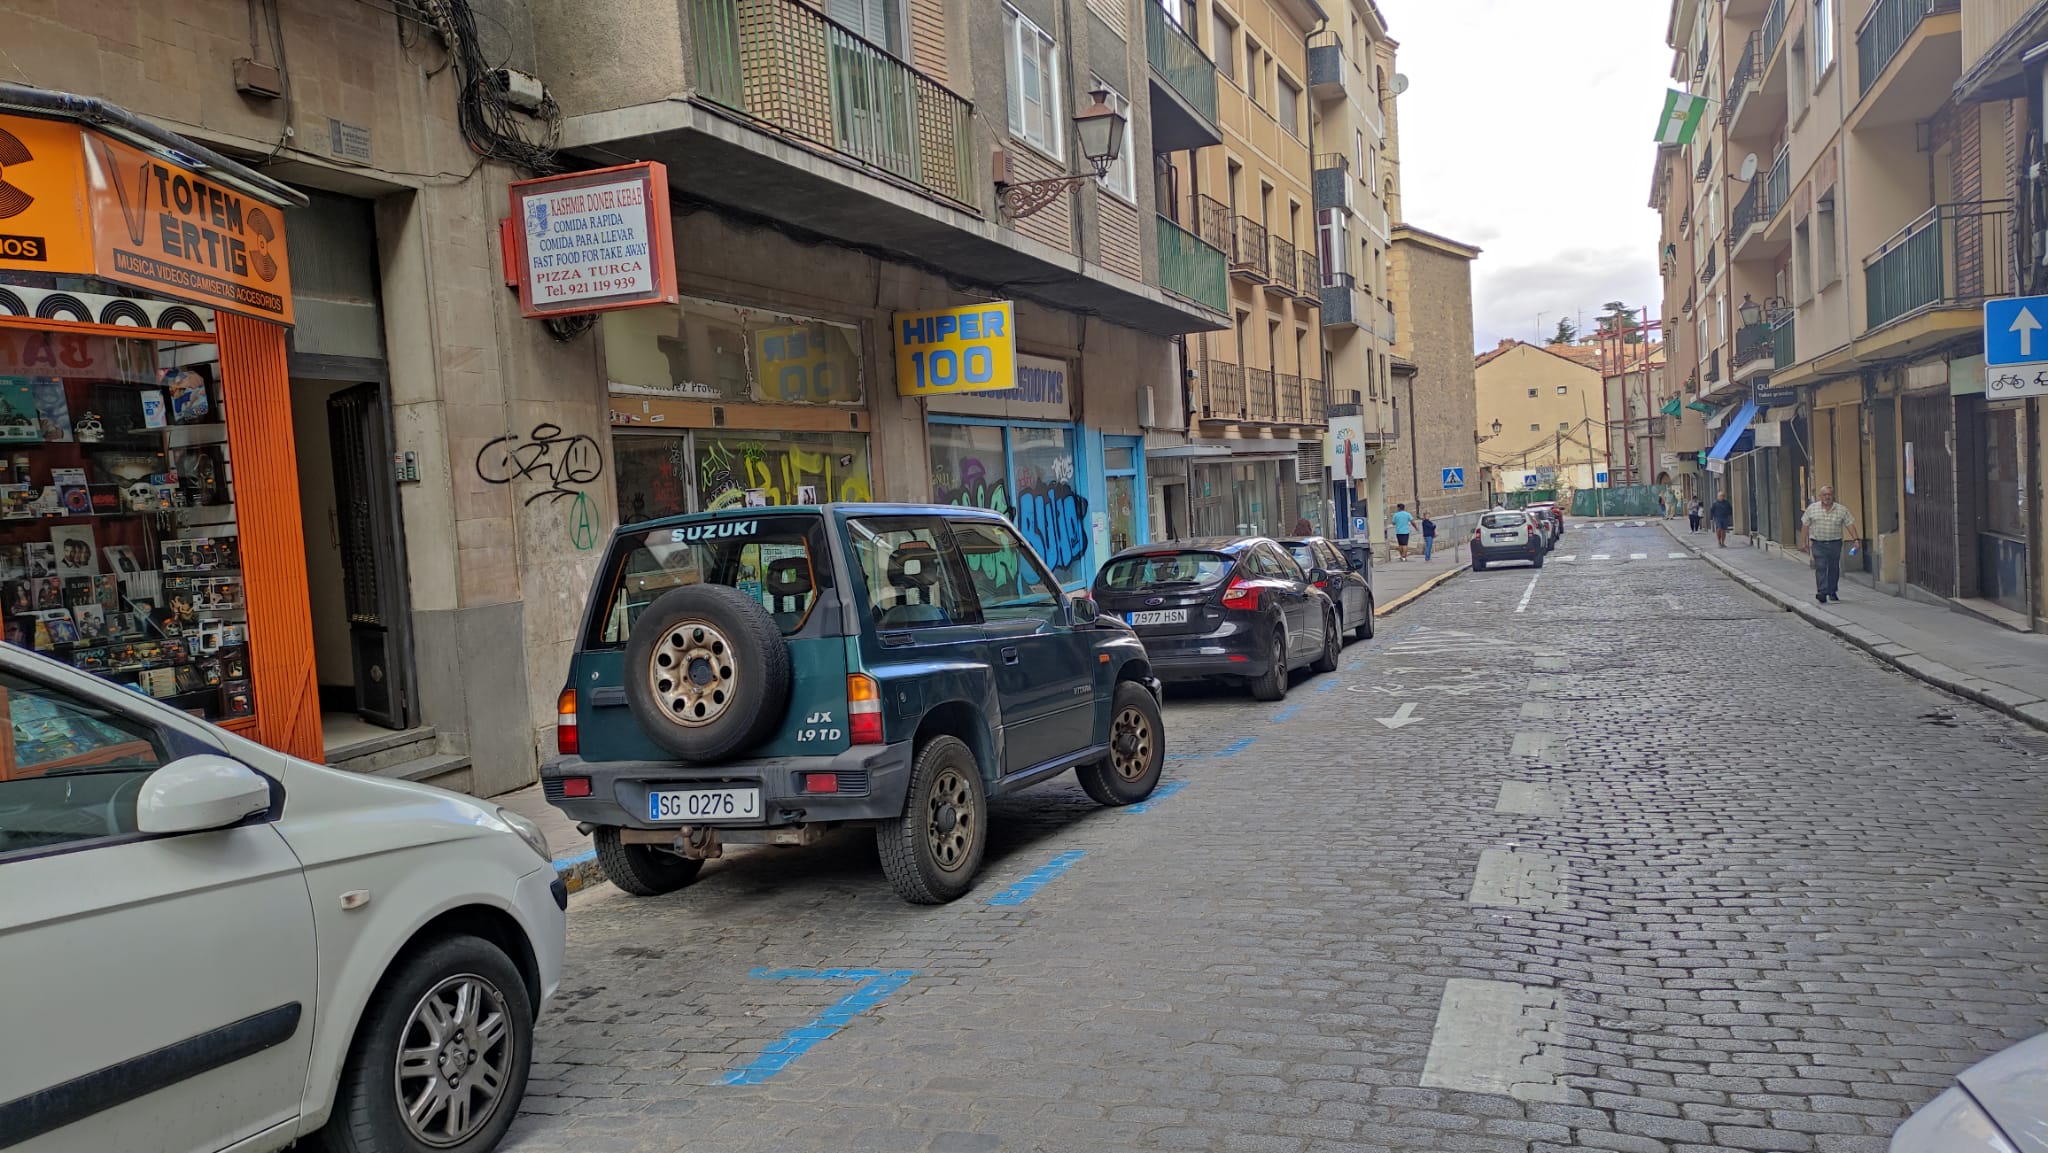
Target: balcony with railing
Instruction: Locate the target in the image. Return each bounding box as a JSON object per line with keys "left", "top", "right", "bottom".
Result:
{"left": 1730, "top": 180, "right": 1767, "bottom": 255}
{"left": 1864, "top": 200, "right": 2013, "bottom": 334}
{"left": 1199, "top": 359, "right": 1245, "bottom": 420}
{"left": 1703, "top": 348, "right": 1723, "bottom": 386}
{"left": 1275, "top": 372, "right": 1305, "bottom": 422}
{"left": 1312, "top": 153, "right": 1354, "bottom": 213}
{"left": 1245, "top": 368, "right": 1277, "bottom": 422}
{"left": 1733, "top": 322, "right": 1776, "bottom": 379}
{"left": 1156, "top": 214, "right": 1228, "bottom": 313}
{"left": 1306, "top": 377, "right": 1328, "bottom": 423}
{"left": 1266, "top": 238, "right": 1299, "bottom": 296}
{"left": 1698, "top": 243, "right": 1718, "bottom": 286}
{"left": 1307, "top": 30, "right": 1346, "bottom": 101}
{"left": 1321, "top": 273, "right": 1364, "bottom": 329}
{"left": 1856, "top": 0, "right": 1962, "bottom": 126}
{"left": 1146, "top": 1, "right": 1223, "bottom": 151}
{"left": 1296, "top": 252, "right": 1322, "bottom": 305}
{"left": 689, "top": 0, "right": 973, "bottom": 205}
{"left": 1772, "top": 310, "right": 1796, "bottom": 369}
{"left": 1763, "top": 0, "right": 1788, "bottom": 63}
{"left": 1767, "top": 148, "right": 1790, "bottom": 220}
{"left": 1726, "top": 32, "right": 1761, "bottom": 122}
{"left": 1228, "top": 216, "right": 1271, "bottom": 282}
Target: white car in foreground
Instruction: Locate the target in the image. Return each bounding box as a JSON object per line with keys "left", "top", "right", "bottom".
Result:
{"left": 0, "top": 645, "right": 564, "bottom": 1153}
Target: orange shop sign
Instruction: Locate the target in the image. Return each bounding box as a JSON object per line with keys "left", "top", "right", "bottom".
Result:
{"left": 0, "top": 112, "right": 293, "bottom": 324}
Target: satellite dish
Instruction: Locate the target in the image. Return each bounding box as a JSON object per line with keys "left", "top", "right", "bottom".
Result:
{"left": 1390, "top": 73, "right": 1411, "bottom": 97}
{"left": 1737, "top": 152, "right": 1759, "bottom": 182}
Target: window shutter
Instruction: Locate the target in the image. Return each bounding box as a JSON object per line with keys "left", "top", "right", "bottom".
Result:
{"left": 1004, "top": 12, "right": 1025, "bottom": 136}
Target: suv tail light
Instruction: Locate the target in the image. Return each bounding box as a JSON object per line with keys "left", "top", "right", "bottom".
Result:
{"left": 1220, "top": 578, "right": 1260, "bottom": 610}
{"left": 555, "top": 687, "right": 578, "bottom": 755}
{"left": 848, "top": 674, "right": 884, "bottom": 745}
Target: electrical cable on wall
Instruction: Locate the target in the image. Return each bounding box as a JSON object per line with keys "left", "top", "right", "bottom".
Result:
{"left": 418, "top": 0, "right": 562, "bottom": 175}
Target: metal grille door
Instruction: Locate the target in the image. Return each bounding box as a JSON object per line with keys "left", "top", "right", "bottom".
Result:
{"left": 1902, "top": 393, "right": 1956, "bottom": 598}
{"left": 328, "top": 384, "right": 411, "bottom": 728}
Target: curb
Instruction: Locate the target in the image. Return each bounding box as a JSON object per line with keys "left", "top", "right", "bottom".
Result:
{"left": 1671, "top": 525, "right": 2048, "bottom": 735}
{"left": 552, "top": 848, "right": 606, "bottom": 895}
{"left": 1376, "top": 564, "right": 1466, "bottom": 617}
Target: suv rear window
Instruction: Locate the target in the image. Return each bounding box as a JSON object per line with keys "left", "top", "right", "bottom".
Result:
{"left": 1482, "top": 512, "right": 1526, "bottom": 530}
{"left": 1098, "top": 551, "right": 1233, "bottom": 590}
{"left": 585, "top": 514, "right": 832, "bottom": 647}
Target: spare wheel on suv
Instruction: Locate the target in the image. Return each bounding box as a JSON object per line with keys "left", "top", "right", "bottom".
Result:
{"left": 623, "top": 583, "right": 792, "bottom": 761}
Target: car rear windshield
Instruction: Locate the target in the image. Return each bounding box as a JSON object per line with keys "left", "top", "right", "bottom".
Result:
{"left": 1482, "top": 513, "right": 1526, "bottom": 530}
{"left": 584, "top": 514, "right": 833, "bottom": 648}
{"left": 1098, "top": 551, "right": 1234, "bottom": 590}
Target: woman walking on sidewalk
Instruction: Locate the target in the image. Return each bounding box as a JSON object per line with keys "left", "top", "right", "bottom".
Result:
{"left": 1710, "top": 491, "right": 1734, "bottom": 547}
{"left": 1688, "top": 498, "right": 1703, "bottom": 533}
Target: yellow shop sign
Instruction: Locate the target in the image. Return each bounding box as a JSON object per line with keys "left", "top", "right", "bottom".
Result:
{"left": 894, "top": 301, "right": 1016, "bottom": 396}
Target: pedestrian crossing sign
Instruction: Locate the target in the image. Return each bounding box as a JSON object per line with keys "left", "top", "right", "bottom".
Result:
{"left": 1441, "top": 467, "right": 1465, "bottom": 489}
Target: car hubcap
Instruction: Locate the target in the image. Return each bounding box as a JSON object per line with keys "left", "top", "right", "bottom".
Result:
{"left": 1110, "top": 706, "right": 1153, "bottom": 782}
{"left": 394, "top": 974, "right": 513, "bottom": 1147}
{"left": 926, "top": 767, "right": 976, "bottom": 871}
{"left": 649, "top": 620, "right": 737, "bottom": 727}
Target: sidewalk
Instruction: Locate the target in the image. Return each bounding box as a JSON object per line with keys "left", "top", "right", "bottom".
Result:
{"left": 1669, "top": 522, "right": 2048, "bottom": 733}
{"left": 1371, "top": 545, "right": 1468, "bottom": 615}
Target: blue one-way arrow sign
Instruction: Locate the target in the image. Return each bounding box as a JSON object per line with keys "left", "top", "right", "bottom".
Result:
{"left": 1441, "top": 467, "right": 1465, "bottom": 489}
{"left": 1984, "top": 296, "right": 2048, "bottom": 366}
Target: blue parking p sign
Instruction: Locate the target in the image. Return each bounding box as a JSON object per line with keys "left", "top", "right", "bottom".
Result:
{"left": 1984, "top": 296, "right": 2048, "bottom": 367}
{"left": 1441, "top": 467, "right": 1465, "bottom": 490}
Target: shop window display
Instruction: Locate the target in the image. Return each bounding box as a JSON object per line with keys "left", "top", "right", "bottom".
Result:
{"left": 0, "top": 333, "right": 252, "bottom": 722}
{"left": 613, "top": 430, "right": 872, "bottom": 524}
{"left": 603, "top": 297, "right": 864, "bottom": 405}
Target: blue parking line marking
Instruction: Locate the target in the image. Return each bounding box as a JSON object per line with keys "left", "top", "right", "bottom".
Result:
{"left": 1167, "top": 735, "right": 1257, "bottom": 761}
{"left": 1219, "top": 736, "right": 1256, "bottom": 757}
{"left": 552, "top": 848, "right": 596, "bottom": 873}
{"left": 723, "top": 968, "right": 916, "bottom": 1085}
{"left": 1271, "top": 702, "right": 1304, "bottom": 722}
{"left": 1124, "top": 779, "right": 1189, "bottom": 814}
{"left": 1315, "top": 678, "right": 1339, "bottom": 694}
{"left": 987, "top": 850, "right": 1088, "bottom": 906}
{"left": 1344, "top": 658, "right": 1365, "bottom": 671}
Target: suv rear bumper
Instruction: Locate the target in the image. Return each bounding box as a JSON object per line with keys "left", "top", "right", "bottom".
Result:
{"left": 542, "top": 742, "right": 915, "bottom": 828}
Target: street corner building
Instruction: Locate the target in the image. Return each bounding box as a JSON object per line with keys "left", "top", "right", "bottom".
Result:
{"left": 1652, "top": 0, "right": 2048, "bottom": 632}
{"left": 0, "top": 0, "right": 1472, "bottom": 796}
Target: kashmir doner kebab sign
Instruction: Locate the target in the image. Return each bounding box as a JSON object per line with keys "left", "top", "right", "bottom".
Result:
{"left": 509, "top": 162, "right": 678, "bottom": 317}
{"left": 0, "top": 112, "right": 295, "bottom": 322}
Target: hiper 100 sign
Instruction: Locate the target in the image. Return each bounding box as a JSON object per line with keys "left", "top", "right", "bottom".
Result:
{"left": 894, "top": 301, "right": 1017, "bottom": 396}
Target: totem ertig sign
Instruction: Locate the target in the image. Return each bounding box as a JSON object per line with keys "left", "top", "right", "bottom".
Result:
{"left": 507, "top": 162, "right": 677, "bottom": 318}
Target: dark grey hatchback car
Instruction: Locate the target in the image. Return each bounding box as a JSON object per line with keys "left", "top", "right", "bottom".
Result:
{"left": 1090, "top": 538, "right": 1341, "bottom": 701}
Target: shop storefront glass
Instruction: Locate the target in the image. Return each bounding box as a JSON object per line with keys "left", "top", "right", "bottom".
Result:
{"left": 604, "top": 296, "right": 864, "bottom": 405}
{"left": 929, "top": 420, "right": 1093, "bottom": 587}
{"left": 615, "top": 429, "right": 872, "bottom": 523}
{"left": 0, "top": 327, "right": 255, "bottom": 722}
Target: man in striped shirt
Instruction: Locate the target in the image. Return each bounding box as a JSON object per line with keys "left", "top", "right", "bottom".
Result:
{"left": 1800, "top": 486, "right": 1859, "bottom": 604}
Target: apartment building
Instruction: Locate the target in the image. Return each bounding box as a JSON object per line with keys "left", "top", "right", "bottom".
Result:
{"left": 1474, "top": 341, "right": 1613, "bottom": 496}
{"left": 1659, "top": 0, "right": 2045, "bottom": 629}
{"left": 1309, "top": 0, "right": 1404, "bottom": 544}
{"left": 0, "top": 0, "right": 1236, "bottom": 793}
{"left": 1154, "top": 0, "right": 1330, "bottom": 537}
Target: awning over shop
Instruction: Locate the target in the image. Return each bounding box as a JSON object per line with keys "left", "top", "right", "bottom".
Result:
{"left": 1708, "top": 399, "right": 1760, "bottom": 461}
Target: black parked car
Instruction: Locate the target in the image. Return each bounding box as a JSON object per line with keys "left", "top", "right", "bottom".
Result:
{"left": 1091, "top": 537, "right": 1340, "bottom": 701}
{"left": 1279, "top": 535, "right": 1375, "bottom": 642}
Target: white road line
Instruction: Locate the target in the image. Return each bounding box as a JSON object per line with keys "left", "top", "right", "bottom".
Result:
{"left": 1510, "top": 732, "right": 1555, "bottom": 758}
{"left": 1590, "top": 554, "right": 1612, "bottom": 561}
{"left": 1421, "top": 979, "right": 1568, "bottom": 1102}
{"left": 1495, "top": 782, "right": 1565, "bottom": 815}
{"left": 1668, "top": 551, "right": 1688, "bottom": 559}
{"left": 1469, "top": 848, "right": 1570, "bottom": 911}
{"left": 1518, "top": 701, "right": 1555, "bottom": 719}
{"left": 1533, "top": 656, "right": 1569, "bottom": 671}
{"left": 1515, "top": 571, "right": 1541, "bottom": 614}
{"left": 1556, "top": 555, "right": 1577, "bottom": 563}
{"left": 1629, "top": 553, "right": 1648, "bottom": 560}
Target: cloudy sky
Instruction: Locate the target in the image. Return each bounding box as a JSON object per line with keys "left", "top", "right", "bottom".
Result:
{"left": 1378, "top": 0, "right": 1671, "bottom": 352}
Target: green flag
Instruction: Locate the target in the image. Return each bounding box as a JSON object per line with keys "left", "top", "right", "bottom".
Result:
{"left": 1654, "top": 90, "right": 1708, "bottom": 147}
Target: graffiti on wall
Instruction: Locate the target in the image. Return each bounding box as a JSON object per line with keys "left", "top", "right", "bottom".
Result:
{"left": 933, "top": 450, "right": 1090, "bottom": 580}
{"left": 478, "top": 423, "right": 604, "bottom": 505}
{"left": 697, "top": 437, "right": 873, "bottom": 510}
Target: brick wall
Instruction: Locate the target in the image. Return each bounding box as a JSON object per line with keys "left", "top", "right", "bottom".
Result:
{"left": 1386, "top": 233, "right": 1482, "bottom": 522}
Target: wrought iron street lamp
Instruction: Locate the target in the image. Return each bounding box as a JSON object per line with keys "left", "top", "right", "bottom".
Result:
{"left": 997, "top": 89, "right": 1128, "bottom": 220}
{"left": 1738, "top": 294, "right": 1762, "bottom": 327}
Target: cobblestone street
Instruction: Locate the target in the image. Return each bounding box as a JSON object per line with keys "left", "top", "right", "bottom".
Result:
{"left": 502, "top": 522, "right": 2048, "bottom": 1153}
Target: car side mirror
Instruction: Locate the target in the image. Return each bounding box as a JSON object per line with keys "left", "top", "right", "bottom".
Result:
{"left": 135, "top": 754, "right": 272, "bottom": 835}
{"left": 1068, "top": 596, "right": 1102, "bottom": 626}
{"left": 1307, "top": 567, "right": 1330, "bottom": 587}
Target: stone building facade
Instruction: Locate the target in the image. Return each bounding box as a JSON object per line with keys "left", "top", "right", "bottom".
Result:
{"left": 1386, "top": 225, "right": 1482, "bottom": 528}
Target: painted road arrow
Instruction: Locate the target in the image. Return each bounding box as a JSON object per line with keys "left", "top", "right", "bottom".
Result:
{"left": 1377, "top": 702, "right": 1423, "bottom": 730}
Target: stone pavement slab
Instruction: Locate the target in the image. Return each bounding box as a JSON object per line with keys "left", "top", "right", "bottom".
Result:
{"left": 1668, "top": 522, "right": 2048, "bottom": 732}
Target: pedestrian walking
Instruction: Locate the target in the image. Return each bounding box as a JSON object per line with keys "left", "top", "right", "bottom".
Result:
{"left": 1687, "top": 498, "right": 1703, "bottom": 533}
{"left": 1800, "top": 486, "right": 1859, "bottom": 604}
{"left": 1710, "top": 491, "right": 1733, "bottom": 547}
{"left": 1658, "top": 494, "right": 1668, "bottom": 519}
{"left": 1390, "top": 503, "right": 1413, "bottom": 561}
{"left": 1420, "top": 513, "right": 1437, "bottom": 562}
{"left": 1292, "top": 517, "right": 1314, "bottom": 536}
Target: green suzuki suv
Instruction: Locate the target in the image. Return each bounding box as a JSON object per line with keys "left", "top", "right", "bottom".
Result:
{"left": 542, "top": 504, "right": 1166, "bottom": 904}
